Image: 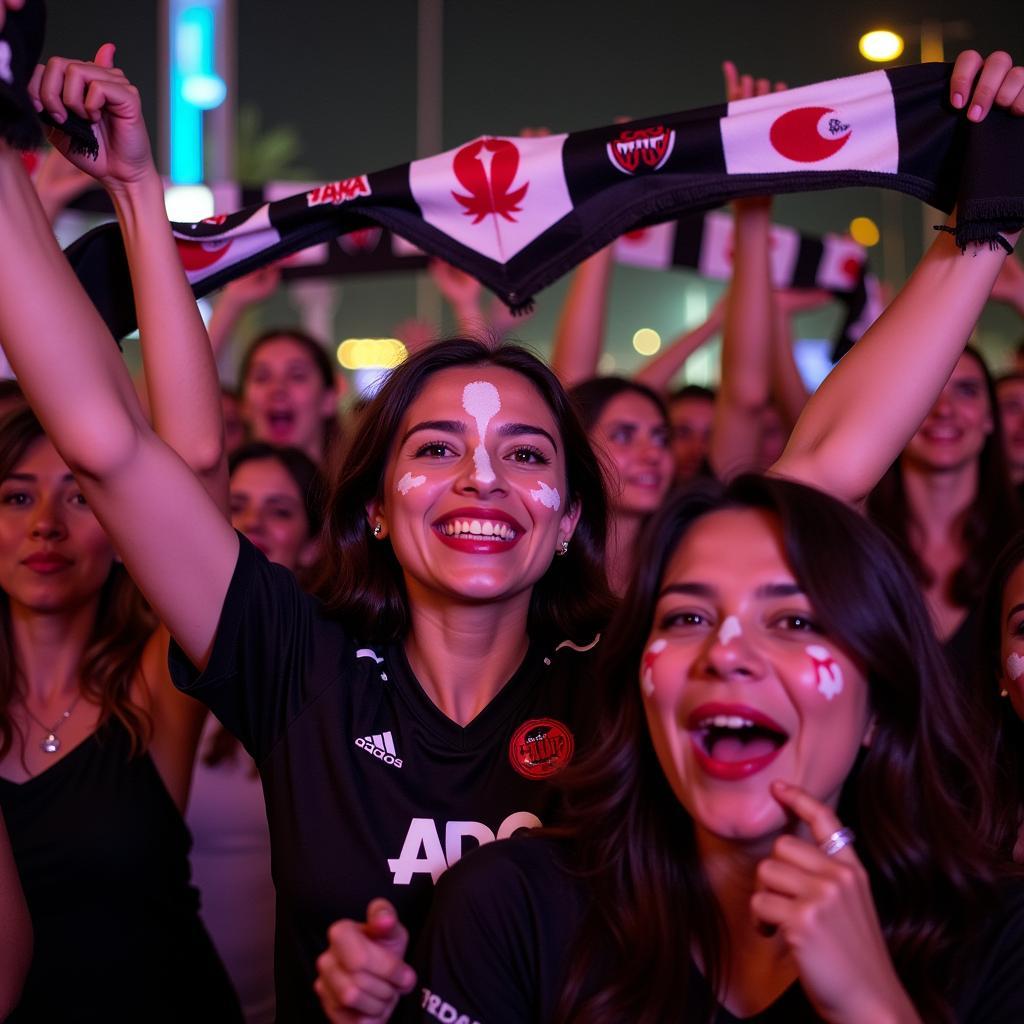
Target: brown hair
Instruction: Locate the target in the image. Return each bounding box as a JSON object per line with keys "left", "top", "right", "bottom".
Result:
{"left": 868, "top": 346, "right": 1020, "bottom": 609}
{"left": 552, "top": 475, "right": 1004, "bottom": 1024}
{"left": 316, "top": 338, "right": 614, "bottom": 645}
{"left": 0, "top": 407, "right": 154, "bottom": 762}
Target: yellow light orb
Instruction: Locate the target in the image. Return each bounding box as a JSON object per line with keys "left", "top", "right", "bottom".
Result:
{"left": 858, "top": 30, "right": 904, "bottom": 63}
{"left": 336, "top": 338, "right": 408, "bottom": 369}
{"left": 632, "top": 328, "right": 661, "bottom": 356}
{"left": 849, "top": 216, "right": 881, "bottom": 247}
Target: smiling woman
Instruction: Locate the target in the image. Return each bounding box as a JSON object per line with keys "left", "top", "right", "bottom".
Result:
{"left": 409, "top": 475, "right": 1020, "bottom": 1024}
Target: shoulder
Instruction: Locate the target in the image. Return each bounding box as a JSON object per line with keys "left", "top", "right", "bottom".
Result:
{"left": 435, "top": 834, "right": 582, "bottom": 921}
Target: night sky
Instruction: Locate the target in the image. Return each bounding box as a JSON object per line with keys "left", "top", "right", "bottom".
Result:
{"left": 42, "top": 1, "right": 1024, "bottom": 378}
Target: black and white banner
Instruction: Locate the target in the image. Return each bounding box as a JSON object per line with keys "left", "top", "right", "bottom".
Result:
{"left": 63, "top": 62, "right": 1021, "bottom": 340}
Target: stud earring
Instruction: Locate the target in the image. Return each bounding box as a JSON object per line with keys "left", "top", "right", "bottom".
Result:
{"left": 556, "top": 539, "right": 569, "bottom": 556}
{"left": 373, "top": 523, "right": 383, "bottom": 538}
{"left": 1001, "top": 688, "right": 1009, "bottom": 698}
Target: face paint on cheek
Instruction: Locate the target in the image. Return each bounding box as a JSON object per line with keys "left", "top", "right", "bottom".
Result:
{"left": 529, "top": 481, "right": 560, "bottom": 510}
{"left": 1007, "top": 652, "right": 1024, "bottom": 681}
{"left": 718, "top": 615, "right": 741, "bottom": 646}
{"left": 641, "top": 638, "right": 668, "bottom": 698}
{"left": 462, "top": 381, "right": 501, "bottom": 484}
{"left": 806, "top": 644, "right": 844, "bottom": 701}
{"left": 396, "top": 472, "right": 426, "bottom": 495}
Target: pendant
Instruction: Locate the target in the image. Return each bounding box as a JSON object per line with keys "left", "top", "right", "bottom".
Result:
{"left": 41, "top": 733, "right": 60, "bottom": 754}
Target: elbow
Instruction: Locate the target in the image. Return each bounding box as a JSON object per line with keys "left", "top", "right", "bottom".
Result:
{"left": 61, "top": 412, "right": 149, "bottom": 483}
{"left": 178, "top": 435, "right": 226, "bottom": 480}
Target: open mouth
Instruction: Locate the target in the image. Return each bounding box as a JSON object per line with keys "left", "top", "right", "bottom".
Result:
{"left": 628, "top": 472, "right": 663, "bottom": 489}
{"left": 688, "top": 704, "right": 788, "bottom": 780}
{"left": 432, "top": 508, "right": 525, "bottom": 553}
{"left": 266, "top": 410, "right": 296, "bottom": 438}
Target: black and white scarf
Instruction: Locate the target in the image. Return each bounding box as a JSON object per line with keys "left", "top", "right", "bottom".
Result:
{"left": 59, "top": 62, "right": 1022, "bottom": 340}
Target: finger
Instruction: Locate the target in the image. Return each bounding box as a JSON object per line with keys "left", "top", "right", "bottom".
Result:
{"left": 94, "top": 43, "right": 117, "bottom": 69}
{"left": 316, "top": 955, "right": 393, "bottom": 1018}
{"left": 995, "top": 68, "right": 1024, "bottom": 110}
{"left": 1013, "top": 89, "right": 1024, "bottom": 117}
{"left": 364, "top": 898, "right": 401, "bottom": 940}
{"left": 770, "top": 780, "right": 844, "bottom": 847}
{"left": 82, "top": 78, "right": 141, "bottom": 122}
{"left": 722, "top": 60, "right": 739, "bottom": 99}
{"left": 775, "top": 81, "right": 788, "bottom": 92}
{"left": 767, "top": 833, "right": 840, "bottom": 875}
{"left": 967, "top": 50, "right": 1014, "bottom": 121}
{"left": 756, "top": 853, "right": 824, "bottom": 896}
{"left": 749, "top": 890, "right": 797, "bottom": 928}
{"left": 755, "top": 77, "right": 771, "bottom": 97}
{"left": 313, "top": 977, "right": 350, "bottom": 1024}
{"left": 28, "top": 64, "right": 44, "bottom": 112}
{"left": 950, "top": 49, "right": 984, "bottom": 109}
{"left": 37, "top": 57, "right": 73, "bottom": 124}
{"left": 328, "top": 922, "right": 414, "bottom": 989}
{"left": 740, "top": 74, "right": 754, "bottom": 100}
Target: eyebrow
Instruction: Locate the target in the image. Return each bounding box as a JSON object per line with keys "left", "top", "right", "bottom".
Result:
{"left": 3, "top": 472, "right": 76, "bottom": 484}
{"left": 658, "top": 581, "right": 805, "bottom": 600}
{"left": 1006, "top": 602, "right": 1024, "bottom": 624}
{"left": 400, "top": 419, "right": 559, "bottom": 451}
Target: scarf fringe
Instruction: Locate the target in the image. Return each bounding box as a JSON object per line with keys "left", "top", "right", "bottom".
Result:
{"left": 37, "top": 110, "right": 99, "bottom": 160}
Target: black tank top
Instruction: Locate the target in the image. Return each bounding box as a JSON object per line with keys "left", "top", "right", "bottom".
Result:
{"left": 0, "top": 718, "right": 243, "bottom": 1023}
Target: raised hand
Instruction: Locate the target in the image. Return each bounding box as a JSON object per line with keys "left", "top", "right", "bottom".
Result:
{"left": 314, "top": 899, "right": 417, "bottom": 1024}
{"left": 949, "top": 50, "right": 1024, "bottom": 120}
{"left": 28, "top": 44, "right": 155, "bottom": 192}
{"left": 751, "top": 782, "right": 921, "bottom": 1024}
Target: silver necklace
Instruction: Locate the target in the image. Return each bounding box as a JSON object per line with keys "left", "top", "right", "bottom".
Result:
{"left": 23, "top": 693, "right": 82, "bottom": 754}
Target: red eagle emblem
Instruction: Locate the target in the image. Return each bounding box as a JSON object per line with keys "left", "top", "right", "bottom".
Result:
{"left": 607, "top": 125, "right": 676, "bottom": 175}
{"left": 451, "top": 138, "right": 529, "bottom": 224}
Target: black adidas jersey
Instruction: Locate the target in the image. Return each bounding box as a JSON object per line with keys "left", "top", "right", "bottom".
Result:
{"left": 169, "top": 534, "right": 601, "bottom": 1023}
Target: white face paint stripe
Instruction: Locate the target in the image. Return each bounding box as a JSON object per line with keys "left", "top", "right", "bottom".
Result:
{"left": 397, "top": 471, "right": 426, "bottom": 495}
{"left": 1007, "top": 653, "right": 1024, "bottom": 681}
{"left": 806, "top": 644, "right": 844, "bottom": 701}
{"left": 718, "top": 615, "right": 741, "bottom": 646}
{"left": 462, "top": 380, "right": 501, "bottom": 485}
{"left": 529, "top": 481, "right": 560, "bottom": 509}
{"left": 641, "top": 638, "right": 668, "bottom": 697}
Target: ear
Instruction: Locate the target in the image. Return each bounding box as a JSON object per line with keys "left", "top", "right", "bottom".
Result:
{"left": 298, "top": 537, "right": 321, "bottom": 569}
{"left": 861, "top": 714, "right": 877, "bottom": 748}
{"left": 365, "top": 497, "right": 387, "bottom": 539}
{"left": 559, "top": 500, "right": 583, "bottom": 546}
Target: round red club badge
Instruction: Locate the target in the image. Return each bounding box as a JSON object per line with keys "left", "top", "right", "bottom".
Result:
{"left": 508, "top": 718, "right": 575, "bottom": 780}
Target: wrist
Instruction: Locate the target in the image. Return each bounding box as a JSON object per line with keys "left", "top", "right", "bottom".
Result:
{"left": 106, "top": 168, "right": 166, "bottom": 218}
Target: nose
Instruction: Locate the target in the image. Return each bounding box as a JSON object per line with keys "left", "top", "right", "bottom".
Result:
{"left": 695, "top": 621, "right": 766, "bottom": 682}
{"left": 236, "top": 506, "right": 265, "bottom": 538}
{"left": 454, "top": 445, "right": 508, "bottom": 496}
{"left": 30, "top": 495, "right": 67, "bottom": 541}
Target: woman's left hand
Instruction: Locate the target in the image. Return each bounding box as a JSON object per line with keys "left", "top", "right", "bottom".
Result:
{"left": 750, "top": 781, "right": 921, "bottom": 1024}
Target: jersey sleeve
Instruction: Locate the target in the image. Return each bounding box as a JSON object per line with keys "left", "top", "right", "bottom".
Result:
{"left": 403, "top": 840, "right": 566, "bottom": 1024}
{"left": 167, "top": 531, "right": 341, "bottom": 763}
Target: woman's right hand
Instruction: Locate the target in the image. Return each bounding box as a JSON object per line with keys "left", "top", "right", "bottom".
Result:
{"left": 28, "top": 44, "right": 156, "bottom": 194}
{"left": 314, "top": 899, "right": 417, "bottom": 1023}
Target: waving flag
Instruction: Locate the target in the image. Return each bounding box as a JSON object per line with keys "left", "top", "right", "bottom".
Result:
{"left": 62, "top": 62, "right": 1023, "bottom": 340}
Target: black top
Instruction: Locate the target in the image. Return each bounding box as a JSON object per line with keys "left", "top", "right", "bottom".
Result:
{"left": 407, "top": 835, "right": 1024, "bottom": 1024}
{"left": 169, "top": 534, "right": 601, "bottom": 1022}
{"left": 0, "top": 718, "right": 242, "bottom": 1024}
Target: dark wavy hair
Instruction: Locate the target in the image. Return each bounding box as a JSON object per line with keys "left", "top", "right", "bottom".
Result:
{"left": 552, "top": 475, "right": 1003, "bottom": 1024}
{"left": 973, "top": 530, "right": 1024, "bottom": 857}
{"left": 868, "top": 346, "right": 1020, "bottom": 610}
{"left": 568, "top": 376, "right": 669, "bottom": 433}
{"left": 0, "top": 407, "right": 155, "bottom": 763}
{"left": 316, "top": 339, "right": 614, "bottom": 644}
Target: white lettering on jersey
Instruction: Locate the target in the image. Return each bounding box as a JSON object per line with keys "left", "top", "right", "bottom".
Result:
{"left": 388, "top": 812, "right": 542, "bottom": 885}
{"left": 354, "top": 730, "right": 402, "bottom": 768}
{"left": 421, "top": 988, "right": 480, "bottom": 1024}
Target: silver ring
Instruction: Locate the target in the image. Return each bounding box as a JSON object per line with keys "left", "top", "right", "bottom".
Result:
{"left": 820, "top": 826, "right": 855, "bottom": 857}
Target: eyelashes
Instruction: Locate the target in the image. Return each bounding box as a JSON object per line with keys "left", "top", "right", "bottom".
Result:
{"left": 409, "top": 440, "right": 552, "bottom": 465}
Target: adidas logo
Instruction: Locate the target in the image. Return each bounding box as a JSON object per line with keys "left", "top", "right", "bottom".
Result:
{"left": 355, "top": 730, "right": 403, "bottom": 768}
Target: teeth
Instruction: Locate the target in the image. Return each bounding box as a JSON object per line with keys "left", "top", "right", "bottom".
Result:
{"left": 699, "top": 715, "right": 757, "bottom": 729}
{"left": 440, "top": 519, "right": 516, "bottom": 540}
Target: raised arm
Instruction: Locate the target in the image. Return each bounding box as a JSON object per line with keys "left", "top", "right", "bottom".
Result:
{"left": 36, "top": 46, "right": 229, "bottom": 509}
{"left": 708, "top": 64, "right": 783, "bottom": 480}
{"left": 774, "top": 50, "right": 1024, "bottom": 504}
{"left": 769, "top": 288, "right": 829, "bottom": 429}
{"left": 0, "top": 67, "right": 237, "bottom": 668}
{"left": 634, "top": 298, "right": 724, "bottom": 393}
{"left": 549, "top": 246, "right": 614, "bottom": 386}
